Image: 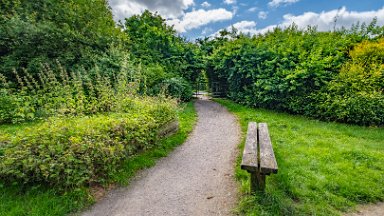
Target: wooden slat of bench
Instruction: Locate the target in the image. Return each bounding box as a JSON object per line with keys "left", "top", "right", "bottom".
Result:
{"left": 258, "top": 123, "right": 278, "bottom": 174}
{"left": 241, "top": 122, "right": 258, "bottom": 172}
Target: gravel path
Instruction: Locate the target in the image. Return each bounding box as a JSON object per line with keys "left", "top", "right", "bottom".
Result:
{"left": 82, "top": 98, "right": 241, "bottom": 216}
{"left": 346, "top": 202, "right": 384, "bottom": 216}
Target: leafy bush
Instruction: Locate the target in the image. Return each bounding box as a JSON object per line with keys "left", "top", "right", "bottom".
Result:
{"left": 307, "top": 91, "right": 384, "bottom": 125}
{"left": 208, "top": 27, "right": 350, "bottom": 109}
{"left": 0, "top": 96, "right": 177, "bottom": 188}
{"left": 152, "top": 77, "right": 193, "bottom": 102}
{"left": 305, "top": 39, "right": 384, "bottom": 125}
{"left": 206, "top": 25, "right": 384, "bottom": 125}
{"left": 140, "top": 65, "right": 193, "bottom": 101}
{"left": 0, "top": 75, "right": 17, "bottom": 122}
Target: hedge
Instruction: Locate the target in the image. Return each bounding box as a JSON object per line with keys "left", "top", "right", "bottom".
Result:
{"left": 0, "top": 97, "right": 177, "bottom": 188}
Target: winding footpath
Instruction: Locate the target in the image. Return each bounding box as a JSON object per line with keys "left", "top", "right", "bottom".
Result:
{"left": 82, "top": 97, "right": 241, "bottom": 216}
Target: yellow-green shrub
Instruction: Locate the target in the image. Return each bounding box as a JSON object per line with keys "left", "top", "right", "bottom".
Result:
{"left": 309, "top": 39, "right": 384, "bottom": 125}
{"left": 349, "top": 38, "right": 384, "bottom": 65}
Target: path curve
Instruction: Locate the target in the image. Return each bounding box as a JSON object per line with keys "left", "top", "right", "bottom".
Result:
{"left": 82, "top": 98, "right": 241, "bottom": 216}
{"left": 346, "top": 202, "right": 384, "bottom": 216}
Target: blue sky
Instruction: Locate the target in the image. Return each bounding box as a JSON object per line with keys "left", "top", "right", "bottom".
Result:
{"left": 108, "top": 0, "right": 384, "bottom": 39}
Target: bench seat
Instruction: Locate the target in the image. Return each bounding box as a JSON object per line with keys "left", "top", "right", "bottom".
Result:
{"left": 241, "top": 122, "right": 278, "bottom": 192}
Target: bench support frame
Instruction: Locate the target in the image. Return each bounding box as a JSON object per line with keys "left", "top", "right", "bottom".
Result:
{"left": 250, "top": 171, "right": 266, "bottom": 192}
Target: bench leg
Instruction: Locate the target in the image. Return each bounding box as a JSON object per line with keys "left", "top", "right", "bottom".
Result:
{"left": 250, "top": 172, "right": 266, "bottom": 192}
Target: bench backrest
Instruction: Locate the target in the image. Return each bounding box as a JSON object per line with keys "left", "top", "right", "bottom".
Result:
{"left": 241, "top": 122, "right": 278, "bottom": 175}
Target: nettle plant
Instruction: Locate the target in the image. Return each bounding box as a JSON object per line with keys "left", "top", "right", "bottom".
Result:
{"left": 0, "top": 63, "right": 178, "bottom": 188}
{"left": 0, "top": 62, "right": 144, "bottom": 124}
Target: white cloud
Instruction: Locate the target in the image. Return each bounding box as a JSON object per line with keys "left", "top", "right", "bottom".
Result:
{"left": 248, "top": 7, "right": 258, "bottom": 12}
{"left": 108, "top": 0, "right": 194, "bottom": 21}
{"left": 167, "top": 8, "right": 234, "bottom": 33}
{"left": 109, "top": 1, "right": 145, "bottom": 21}
{"left": 202, "top": 27, "right": 213, "bottom": 35}
{"left": 213, "top": 7, "right": 384, "bottom": 37}
{"left": 224, "top": 0, "right": 236, "bottom": 5}
{"left": 232, "top": 21, "right": 258, "bottom": 35}
{"left": 201, "top": 1, "right": 211, "bottom": 8}
{"left": 258, "top": 11, "right": 268, "bottom": 19}
{"left": 268, "top": 0, "right": 300, "bottom": 8}
{"left": 212, "top": 20, "right": 258, "bottom": 37}
{"left": 262, "top": 6, "right": 384, "bottom": 33}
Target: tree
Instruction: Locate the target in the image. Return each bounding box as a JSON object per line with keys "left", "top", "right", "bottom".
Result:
{"left": 124, "top": 10, "right": 202, "bottom": 83}
{"left": 0, "top": 0, "right": 126, "bottom": 79}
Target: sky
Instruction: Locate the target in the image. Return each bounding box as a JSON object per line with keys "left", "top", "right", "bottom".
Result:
{"left": 108, "top": 0, "right": 384, "bottom": 40}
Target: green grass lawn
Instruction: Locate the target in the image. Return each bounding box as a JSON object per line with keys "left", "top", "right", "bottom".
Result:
{"left": 216, "top": 99, "right": 384, "bottom": 216}
{"left": 0, "top": 101, "right": 197, "bottom": 216}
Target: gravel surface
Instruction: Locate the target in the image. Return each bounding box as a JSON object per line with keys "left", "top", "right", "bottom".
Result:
{"left": 346, "top": 202, "right": 384, "bottom": 216}
{"left": 82, "top": 98, "right": 241, "bottom": 216}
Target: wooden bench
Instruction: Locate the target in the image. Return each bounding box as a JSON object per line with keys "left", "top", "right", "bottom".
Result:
{"left": 241, "top": 122, "right": 278, "bottom": 192}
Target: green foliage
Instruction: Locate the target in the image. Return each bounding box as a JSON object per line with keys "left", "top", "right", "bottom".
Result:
{"left": 0, "top": 96, "right": 177, "bottom": 188}
{"left": 0, "top": 101, "right": 197, "bottom": 216}
{"left": 111, "top": 101, "right": 197, "bottom": 184}
{"left": 305, "top": 39, "right": 384, "bottom": 125}
{"left": 0, "top": 74, "right": 16, "bottom": 122}
{"left": 0, "top": 61, "right": 149, "bottom": 123}
{"left": 1, "top": 7, "right": 198, "bottom": 101}
{"left": 217, "top": 99, "right": 384, "bottom": 216}
{"left": 124, "top": 11, "right": 178, "bottom": 64}
{"left": 162, "top": 77, "right": 193, "bottom": 102}
{"left": 207, "top": 24, "right": 384, "bottom": 125}
{"left": 0, "top": 0, "right": 126, "bottom": 79}
{"left": 124, "top": 10, "right": 203, "bottom": 84}
{"left": 146, "top": 73, "right": 193, "bottom": 101}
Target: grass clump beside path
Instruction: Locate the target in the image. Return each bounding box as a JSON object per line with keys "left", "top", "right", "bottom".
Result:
{"left": 0, "top": 101, "right": 197, "bottom": 216}
{"left": 216, "top": 99, "right": 384, "bottom": 216}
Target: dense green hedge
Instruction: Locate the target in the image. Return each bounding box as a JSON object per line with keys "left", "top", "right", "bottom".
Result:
{"left": 305, "top": 39, "right": 384, "bottom": 125}
{"left": 0, "top": 97, "right": 176, "bottom": 188}
{"left": 206, "top": 25, "right": 384, "bottom": 125}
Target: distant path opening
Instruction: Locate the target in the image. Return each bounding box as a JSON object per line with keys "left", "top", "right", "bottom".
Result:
{"left": 83, "top": 97, "right": 241, "bottom": 216}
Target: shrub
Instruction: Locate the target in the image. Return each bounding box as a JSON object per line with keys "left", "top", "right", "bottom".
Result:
{"left": 0, "top": 89, "right": 17, "bottom": 123}
{"left": 151, "top": 77, "right": 193, "bottom": 102}
{"left": 0, "top": 96, "right": 177, "bottom": 188}
{"left": 302, "top": 90, "right": 384, "bottom": 126}
{"left": 307, "top": 39, "right": 384, "bottom": 125}
{"left": 162, "top": 77, "right": 193, "bottom": 101}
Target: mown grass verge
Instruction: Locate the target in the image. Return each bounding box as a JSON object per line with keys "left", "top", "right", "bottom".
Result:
{"left": 0, "top": 101, "right": 197, "bottom": 216}
{"left": 215, "top": 99, "right": 384, "bottom": 216}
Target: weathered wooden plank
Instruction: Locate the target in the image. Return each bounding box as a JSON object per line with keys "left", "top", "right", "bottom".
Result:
{"left": 258, "top": 123, "right": 278, "bottom": 174}
{"left": 241, "top": 122, "right": 258, "bottom": 172}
